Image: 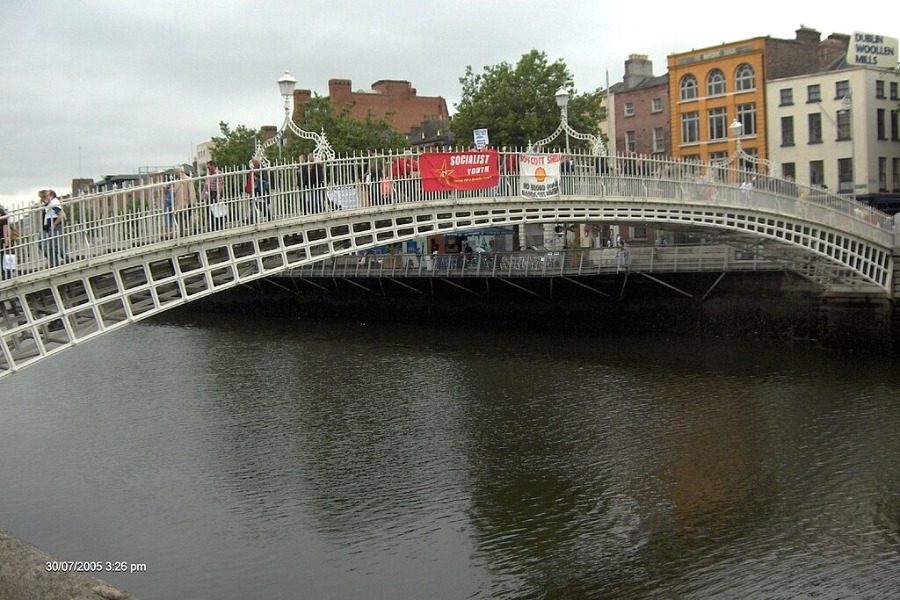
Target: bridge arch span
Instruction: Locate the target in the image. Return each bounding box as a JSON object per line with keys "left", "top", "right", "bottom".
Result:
{"left": 1, "top": 152, "right": 894, "bottom": 379}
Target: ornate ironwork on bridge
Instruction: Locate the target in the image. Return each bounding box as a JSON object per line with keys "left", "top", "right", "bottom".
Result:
{"left": 0, "top": 150, "right": 895, "bottom": 380}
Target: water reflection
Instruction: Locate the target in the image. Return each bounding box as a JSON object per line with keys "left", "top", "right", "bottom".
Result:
{"left": 0, "top": 312, "right": 898, "bottom": 599}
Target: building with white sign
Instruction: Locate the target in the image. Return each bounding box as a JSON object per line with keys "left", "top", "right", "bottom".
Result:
{"left": 766, "top": 34, "right": 900, "bottom": 212}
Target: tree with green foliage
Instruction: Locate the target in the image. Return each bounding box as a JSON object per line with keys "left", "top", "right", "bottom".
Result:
{"left": 450, "top": 49, "right": 606, "bottom": 151}
{"left": 210, "top": 97, "right": 411, "bottom": 168}
{"left": 210, "top": 122, "right": 260, "bottom": 169}
{"left": 283, "top": 95, "right": 409, "bottom": 158}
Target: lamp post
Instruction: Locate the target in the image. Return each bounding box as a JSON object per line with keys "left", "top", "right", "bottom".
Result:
{"left": 555, "top": 87, "right": 571, "bottom": 154}
{"left": 554, "top": 87, "right": 570, "bottom": 251}
{"left": 254, "top": 70, "right": 334, "bottom": 164}
{"left": 841, "top": 93, "right": 855, "bottom": 201}
{"left": 278, "top": 70, "right": 296, "bottom": 121}
{"left": 729, "top": 118, "right": 746, "bottom": 181}
{"left": 729, "top": 118, "right": 743, "bottom": 152}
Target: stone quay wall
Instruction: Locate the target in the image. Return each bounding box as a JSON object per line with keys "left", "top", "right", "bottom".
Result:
{"left": 0, "top": 530, "right": 135, "bottom": 600}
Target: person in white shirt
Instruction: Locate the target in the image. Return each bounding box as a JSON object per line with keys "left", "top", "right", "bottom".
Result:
{"left": 42, "top": 189, "right": 67, "bottom": 267}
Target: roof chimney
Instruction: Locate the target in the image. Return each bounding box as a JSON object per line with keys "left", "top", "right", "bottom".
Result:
{"left": 795, "top": 25, "right": 821, "bottom": 45}
{"left": 624, "top": 54, "right": 654, "bottom": 89}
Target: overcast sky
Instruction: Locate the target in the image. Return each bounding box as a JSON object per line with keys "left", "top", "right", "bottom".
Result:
{"left": 1, "top": 0, "right": 895, "bottom": 209}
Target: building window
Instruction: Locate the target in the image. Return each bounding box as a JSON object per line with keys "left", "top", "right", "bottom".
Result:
{"left": 892, "top": 110, "right": 899, "bottom": 141}
{"left": 652, "top": 127, "right": 665, "bottom": 152}
{"left": 736, "top": 103, "right": 757, "bottom": 136}
{"left": 681, "top": 111, "right": 700, "bottom": 144}
{"left": 624, "top": 130, "right": 636, "bottom": 153}
{"left": 836, "top": 110, "right": 851, "bottom": 140}
{"left": 680, "top": 74, "right": 698, "bottom": 101}
{"left": 709, "top": 151, "right": 728, "bottom": 162}
{"left": 624, "top": 101, "right": 635, "bottom": 117}
{"left": 877, "top": 108, "right": 886, "bottom": 139}
{"left": 708, "top": 107, "right": 728, "bottom": 140}
{"left": 780, "top": 88, "right": 793, "bottom": 106}
{"left": 878, "top": 157, "right": 887, "bottom": 191}
{"left": 735, "top": 64, "right": 755, "bottom": 91}
{"left": 707, "top": 69, "right": 726, "bottom": 96}
{"left": 893, "top": 158, "right": 900, "bottom": 191}
{"left": 839, "top": 158, "right": 854, "bottom": 193}
{"left": 781, "top": 116, "right": 795, "bottom": 146}
{"left": 808, "top": 113, "right": 823, "bottom": 144}
{"left": 876, "top": 80, "right": 885, "bottom": 99}
{"left": 835, "top": 80, "right": 850, "bottom": 99}
{"left": 807, "top": 84, "right": 821, "bottom": 103}
{"left": 891, "top": 82, "right": 898, "bottom": 100}
{"left": 810, "top": 160, "right": 825, "bottom": 187}
{"left": 782, "top": 162, "right": 796, "bottom": 181}
{"left": 651, "top": 97, "right": 662, "bottom": 113}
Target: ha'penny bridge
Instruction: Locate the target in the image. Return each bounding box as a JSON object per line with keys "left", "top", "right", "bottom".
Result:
{"left": 0, "top": 149, "right": 898, "bottom": 380}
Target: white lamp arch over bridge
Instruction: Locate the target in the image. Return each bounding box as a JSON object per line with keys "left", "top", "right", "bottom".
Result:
{"left": 710, "top": 118, "right": 778, "bottom": 178}
{"left": 253, "top": 70, "right": 336, "bottom": 166}
{"left": 527, "top": 87, "right": 607, "bottom": 156}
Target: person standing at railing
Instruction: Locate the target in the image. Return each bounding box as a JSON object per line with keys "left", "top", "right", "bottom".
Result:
{"left": 172, "top": 166, "right": 197, "bottom": 236}
{"left": 365, "top": 148, "right": 385, "bottom": 206}
{"left": 201, "top": 161, "right": 226, "bottom": 231}
{"left": 297, "top": 153, "right": 324, "bottom": 214}
{"left": 390, "top": 152, "right": 414, "bottom": 203}
{"left": 0, "top": 207, "right": 15, "bottom": 280}
{"left": 42, "top": 190, "right": 66, "bottom": 267}
{"left": 245, "top": 158, "right": 271, "bottom": 223}
{"left": 501, "top": 147, "right": 519, "bottom": 196}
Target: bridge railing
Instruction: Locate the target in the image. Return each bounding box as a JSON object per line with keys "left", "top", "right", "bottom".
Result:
{"left": 1, "top": 150, "right": 891, "bottom": 284}
{"left": 286, "top": 244, "right": 777, "bottom": 280}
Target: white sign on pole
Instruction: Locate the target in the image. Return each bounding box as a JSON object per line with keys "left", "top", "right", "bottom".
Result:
{"left": 473, "top": 128, "right": 489, "bottom": 150}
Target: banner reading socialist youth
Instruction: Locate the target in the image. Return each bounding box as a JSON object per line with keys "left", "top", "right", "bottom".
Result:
{"left": 420, "top": 150, "right": 499, "bottom": 192}
{"left": 519, "top": 153, "right": 561, "bottom": 198}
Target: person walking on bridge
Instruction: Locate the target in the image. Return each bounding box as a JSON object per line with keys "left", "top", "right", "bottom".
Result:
{"left": 172, "top": 166, "right": 197, "bottom": 236}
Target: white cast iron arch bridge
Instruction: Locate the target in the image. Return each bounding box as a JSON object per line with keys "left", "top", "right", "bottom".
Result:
{"left": 0, "top": 151, "right": 895, "bottom": 380}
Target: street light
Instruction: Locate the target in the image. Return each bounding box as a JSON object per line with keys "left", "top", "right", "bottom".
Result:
{"left": 554, "top": 87, "right": 570, "bottom": 250}
{"left": 841, "top": 94, "right": 856, "bottom": 201}
{"left": 555, "top": 87, "right": 571, "bottom": 154}
{"left": 729, "top": 118, "right": 743, "bottom": 151}
{"left": 278, "top": 70, "right": 297, "bottom": 120}
{"left": 253, "top": 70, "right": 334, "bottom": 164}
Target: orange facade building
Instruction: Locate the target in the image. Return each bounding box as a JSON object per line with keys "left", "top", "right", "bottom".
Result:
{"left": 668, "top": 38, "right": 769, "bottom": 165}
{"left": 667, "top": 27, "right": 834, "bottom": 168}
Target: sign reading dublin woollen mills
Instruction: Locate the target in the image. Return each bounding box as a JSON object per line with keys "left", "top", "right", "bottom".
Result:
{"left": 847, "top": 32, "right": 898, "bottom": 67}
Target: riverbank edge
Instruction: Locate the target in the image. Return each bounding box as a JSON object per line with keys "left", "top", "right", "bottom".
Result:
{"left": 0, "top": 530, "right": 135, "bottom": 600}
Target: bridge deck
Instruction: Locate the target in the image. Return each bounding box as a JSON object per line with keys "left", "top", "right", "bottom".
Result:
{"left": 0, "top": 151, "right": 896, "bottom": 380}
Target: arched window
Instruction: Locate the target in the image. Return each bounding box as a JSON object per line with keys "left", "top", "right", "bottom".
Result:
{"left": 707, "top": 69, "right": 726, "bottom": 96}
{"left": 680, "top": 74, "right": 698, "bottom": 101}
{"left": 735, "top": 64, "right": 755, "bottom": 92}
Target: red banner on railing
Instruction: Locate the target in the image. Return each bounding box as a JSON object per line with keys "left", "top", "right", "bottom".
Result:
{"left": 420, "top": 150, "right": 500, "bottom": 192}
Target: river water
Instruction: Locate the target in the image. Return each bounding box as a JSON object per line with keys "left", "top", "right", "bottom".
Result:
{"left": 0, "top": 311, "right": 898, "bottom": 599}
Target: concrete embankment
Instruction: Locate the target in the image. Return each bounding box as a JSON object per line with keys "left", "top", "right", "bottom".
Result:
{"left": 0, "top": 530, "right": 135, "bottom": 600}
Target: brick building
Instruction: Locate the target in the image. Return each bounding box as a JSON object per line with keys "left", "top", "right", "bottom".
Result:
{"left": 293, "top": 79, "right": 450, "bottom": 142}
{"left": 608, "top": 54, "right": 670, "bottom": 157}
